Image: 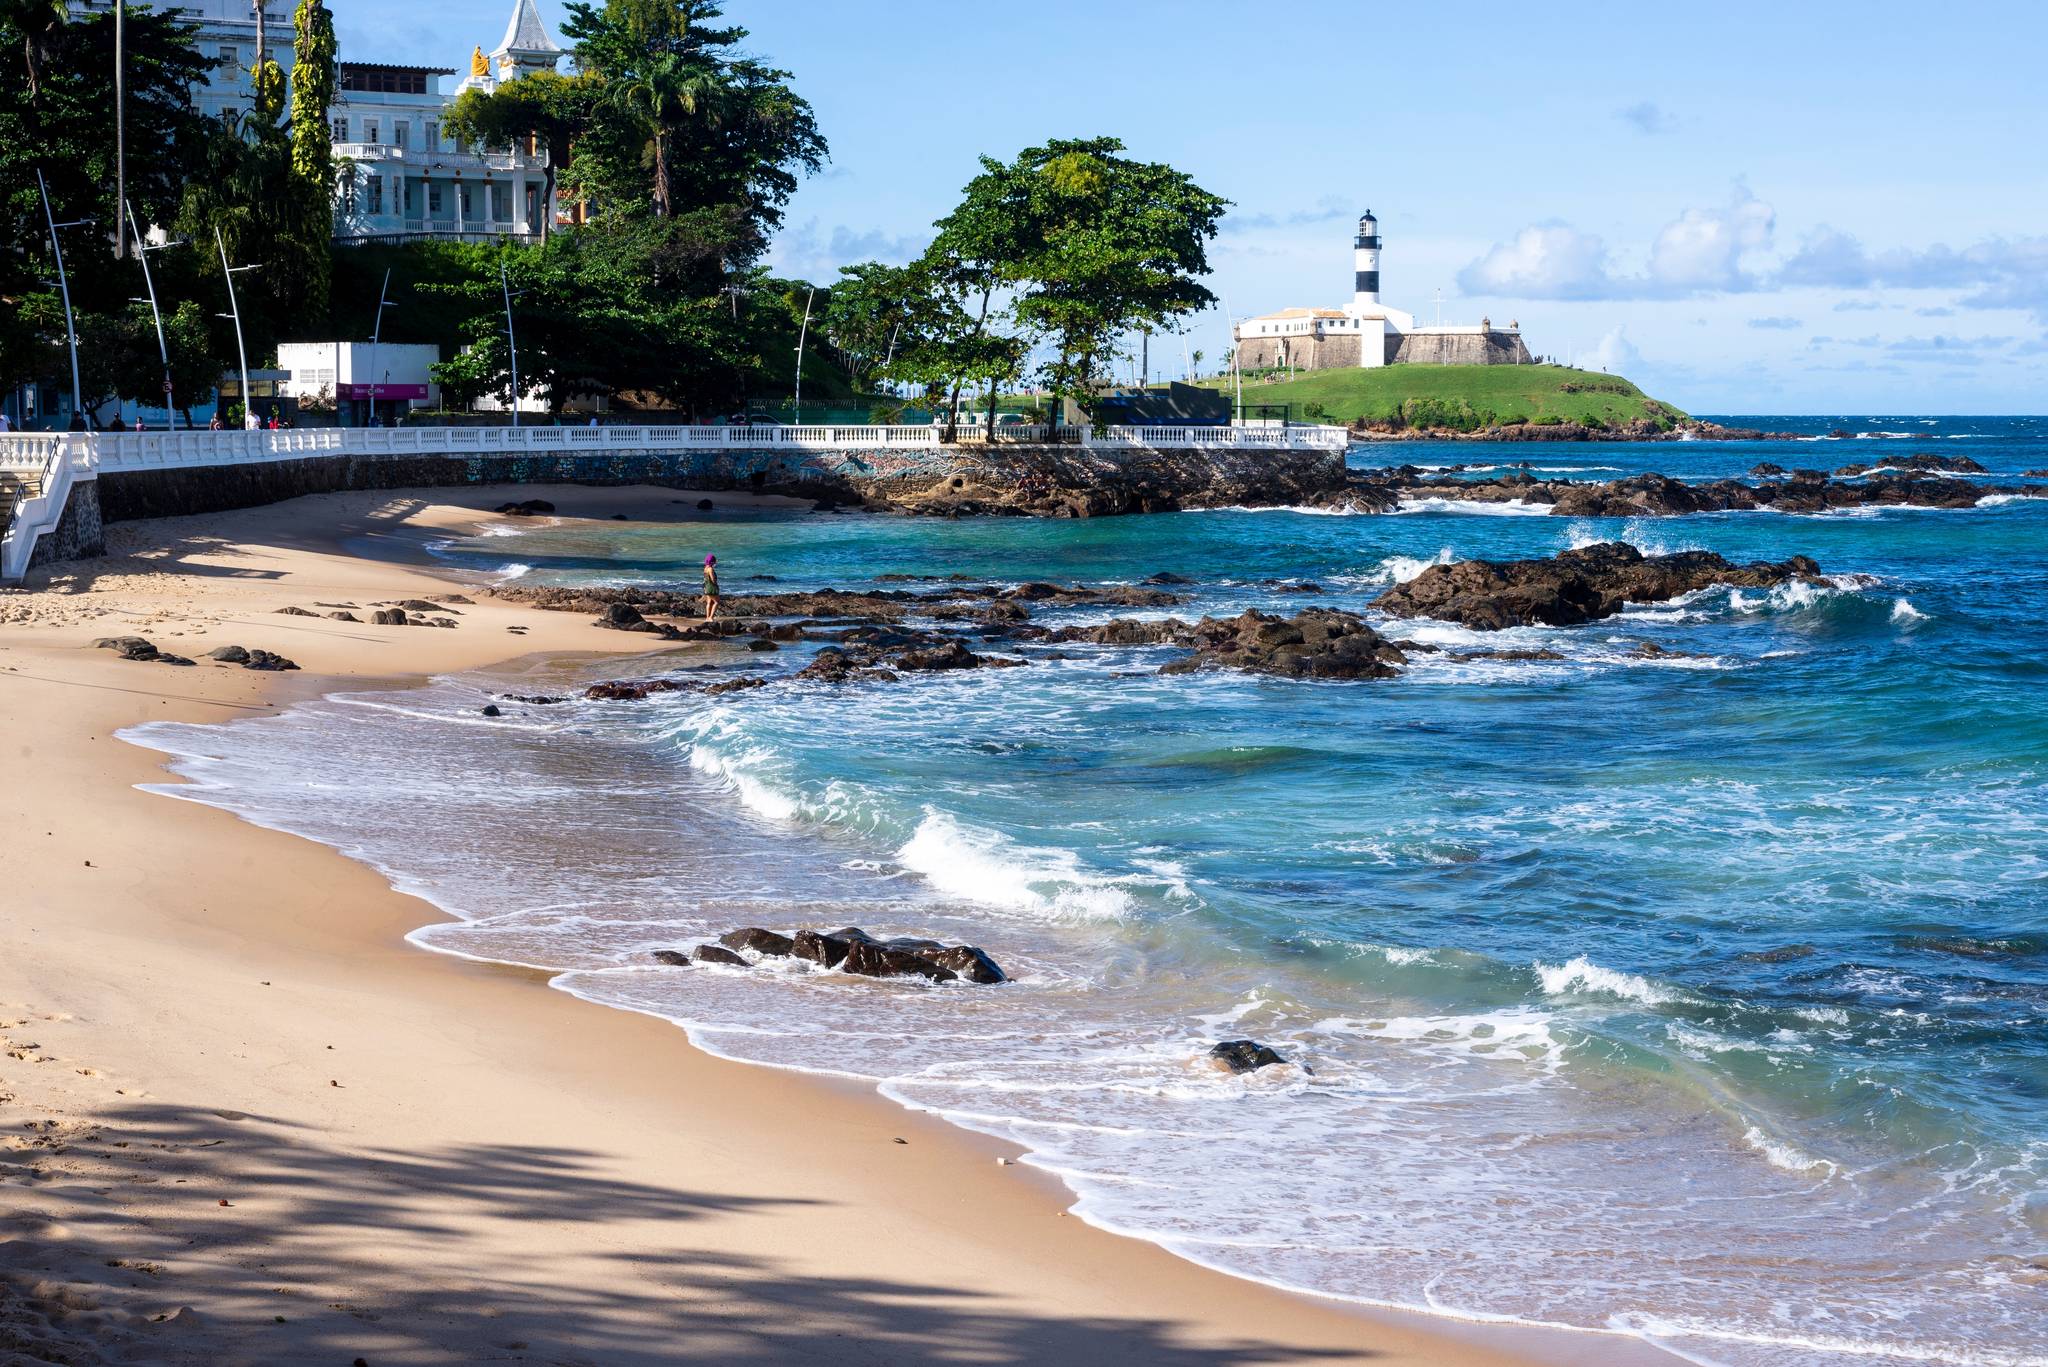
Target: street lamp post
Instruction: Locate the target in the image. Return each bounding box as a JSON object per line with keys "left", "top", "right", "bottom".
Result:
{"left": 127, "top": 200, "right": 183, "bottom": 426}
{"left": 214, "top": 227, "right": 260, "bottom": 429}
{"left": 366, "top": 268, "right": 397, "bottom": 427}
{"left": 499, "top": 260, "right": 521, "bottom": 428}
{"left": 792, "top": 286, "right": 815, "bottom": 424}
{"left": 36, "top": 170, "right": 88, "bottom": 430}
{"left": 1222, "top": 293, "right": 1243, "bottom": 425}
{"left": 114, "top": 1, "right": 125, "bottom": 261}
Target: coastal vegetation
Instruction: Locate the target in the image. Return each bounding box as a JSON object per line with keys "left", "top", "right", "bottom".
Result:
{"left": 1203, "top": 364, "right": 1687, "bottom": 432}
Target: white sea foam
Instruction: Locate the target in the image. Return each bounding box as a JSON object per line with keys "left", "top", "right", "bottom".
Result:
{"left": 1393, "top": 496, "right": 1554, "bottom": 517}
{"left": 896, "top": 810, "right": 1133, "bottom": 919}
{"left": 1742, "top": 1126, "right": 1841, "bottom": 1178}
{"left": 1353, "top": 547, "right": 1454, "bottom": 585}
{"left": 1978, "top": 493, "right": 2048, "bottom": 508}
{"left": 1891, "top": 598, "right": 1929, "bottom": 624}
{"left": 1534, "top": 955, "right": 1681, "bottom": 1006}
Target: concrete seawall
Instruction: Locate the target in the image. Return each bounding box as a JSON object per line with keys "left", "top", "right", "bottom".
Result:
{"left": 25, "top": 443, "right": 1344, "bottom": 572}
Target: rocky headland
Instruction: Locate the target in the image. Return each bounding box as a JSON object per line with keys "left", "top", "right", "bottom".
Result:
{"left": 1304, "top": 451, "right": 2034, "bottom": 517}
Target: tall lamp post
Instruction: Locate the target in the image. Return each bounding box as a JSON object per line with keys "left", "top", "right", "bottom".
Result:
{"left": 1221, "top": 294, "right": 1243, "bottom": 425}
{"left": 127, "top": 201, "right": 183, "bottom": 426}
{"left": 499, "top": 260, "right": 522, "bottom": 428}
{"left": 366, "top": 268, "right": 397, "bottom": 426}
{"left": 214, "top": 227, "right": 260, "bottom": 429}
{"left": 36, "top": 170, "right": 88, "bottom": 430}
{"left": 114, "top": 1, "right": 125, "bottom": 260}
{"left": 791, "top": 286, "right": 815, "bottom": 424}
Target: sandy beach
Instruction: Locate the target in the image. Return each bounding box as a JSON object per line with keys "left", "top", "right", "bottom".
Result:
{"left": 0, "top": 486, "right": 1675, "bottom": 1366}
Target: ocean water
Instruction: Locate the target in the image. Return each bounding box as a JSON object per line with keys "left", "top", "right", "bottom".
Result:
{"left": 129, "top": 416, "right": 2048, "bottom": 1366}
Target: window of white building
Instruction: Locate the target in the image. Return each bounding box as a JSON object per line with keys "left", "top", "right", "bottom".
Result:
{"left": 427, "top": 183, "right": 443, "bottom": 215}
{"left": 367, "top": 177, "right": 384, "bottom": 214}
{"left": 393, "top": 122, "right": 409, "bottom": 151}
{"left": 332, "top": 114, "right": 347, "bottom": 141}
{"left": 364, "top": 118, "right": 379, "bottom": 144}
{"left": 425, "top": 121, "right": 440, "bottom": 152}
{"left": 218, "top": 44, "right": 239, "bottom": 70}
{"left": 491, "top": 182, "right": 510, "bottom": 222}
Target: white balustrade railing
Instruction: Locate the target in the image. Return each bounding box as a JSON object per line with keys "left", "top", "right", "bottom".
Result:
{"left": 4, "top": 422, "right": 1350, "bottom": 579}
{"left": 68, "top": 421, "right": 1343, "bottom": 472}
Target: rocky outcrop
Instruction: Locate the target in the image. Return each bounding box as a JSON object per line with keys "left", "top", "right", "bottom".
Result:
{"left": 91, "top": 636, "right": 192, "bottom": 666}
{"left": 1832, "top": 453, "right": 1986, "bottom": 476}
{"left": 495, "top": 499, "right": 556, "bottom": 516}
{"left": 681, "top": 926, "right": 1007, "bottom": 984}
{"left": 1309, "top": 460, "right": 2031, "bottom": 518}
{"left": 205, "top": 645, "right": 299, "bottom": 671}
{"left": 1208, "top": 1039, "right": 1291, "bottom": 1074}
{"left": 1050, "top": 608, "right": 1411, "bottom": 680}
{"left": 1374, "top": 542, "right": 1821, "bottom": 629}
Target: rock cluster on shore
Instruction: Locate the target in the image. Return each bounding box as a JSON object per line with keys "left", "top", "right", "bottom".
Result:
{"left": 654, "top": 926, "right": 1008, "bottom": 984}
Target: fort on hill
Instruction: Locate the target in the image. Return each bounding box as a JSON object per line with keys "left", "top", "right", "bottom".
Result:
{"left": 1232, "top": 210, "right": 1535, "bottom": 371}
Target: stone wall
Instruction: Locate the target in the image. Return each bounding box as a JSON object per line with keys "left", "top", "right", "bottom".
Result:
{"left": 63, "top": 441, "right": 1341, "bottom": 536}
{"left": 1237, "top": 328, "right": 1533, "bottom": 371}
{"left": 25, "top": 479, "right": 103, "bottom": 572}
{"left": 1389, "top": 330, "right": 1534, "bottom": 366}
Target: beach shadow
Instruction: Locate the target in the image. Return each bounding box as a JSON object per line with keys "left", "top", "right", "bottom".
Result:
{"left": 3, "top": 1100, "right": 1370, "bottom": 1366}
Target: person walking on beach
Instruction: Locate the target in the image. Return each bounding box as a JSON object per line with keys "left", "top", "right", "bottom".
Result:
{"left": 702, "top": 554, "right": 721, "bottom": 624}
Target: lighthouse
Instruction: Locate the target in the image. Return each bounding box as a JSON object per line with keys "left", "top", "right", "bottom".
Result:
{"left": 1353, "top": 210, "right": 1381, "bottom": 308}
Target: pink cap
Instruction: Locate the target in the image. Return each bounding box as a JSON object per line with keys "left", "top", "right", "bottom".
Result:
{"left": 705, "top": 554, "right": 717, "bottom": 565}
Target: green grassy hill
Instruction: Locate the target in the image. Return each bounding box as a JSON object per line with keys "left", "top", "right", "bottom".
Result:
{"left": 1198, "top": 365, "right": 1688, "bottom": 432}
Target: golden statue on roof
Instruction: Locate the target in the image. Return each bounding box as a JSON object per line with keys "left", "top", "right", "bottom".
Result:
{"left": 471, "top": 45, "right": 487, "bottom": 77}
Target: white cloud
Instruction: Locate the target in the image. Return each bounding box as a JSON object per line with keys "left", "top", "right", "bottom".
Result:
{"left": 1587, "top": 326, "right": 1641, "bottom": 373}
{"left": 1748, "top": 316, "right": 1803, "bottom": 330}
{"left": 1459, "top": 187, "right": 1774, "bottom": 300}
{"left": 1646, "top": 189, "right": 1774, "bottom": 292}
{"left": 1456, "top": 223, "right": 1614, "bottom": 300}
{"left": 1617, "top": 101, "right": 1676, "bottom": 135}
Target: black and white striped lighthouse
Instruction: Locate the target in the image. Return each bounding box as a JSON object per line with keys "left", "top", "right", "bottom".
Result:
{"left": 1353, "top": 210, "right": 1381, "bottom": 308}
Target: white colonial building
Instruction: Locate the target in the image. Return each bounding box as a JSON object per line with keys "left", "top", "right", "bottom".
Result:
{"left": 71, "top": 0, "right": 296, "bottom": 123}
{"left": 1234, "top": 210, "right": 1534, "bottom": 370}
{"left": 331, "top": 0, "right": 565, "bottom": 244}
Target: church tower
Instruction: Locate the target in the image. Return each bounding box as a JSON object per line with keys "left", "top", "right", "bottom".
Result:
{"left": 491, "top": 0, "right": 564, "bottom": 80}
{"left": 1353, "top": 210, "right": 1381, "bottom": 308}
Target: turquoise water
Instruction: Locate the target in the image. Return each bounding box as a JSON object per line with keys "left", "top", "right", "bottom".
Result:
{"left": 132, "top": 417, "right": 2048, "bottom": 1366}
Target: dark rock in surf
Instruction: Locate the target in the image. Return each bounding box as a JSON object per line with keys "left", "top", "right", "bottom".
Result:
{"left": 842, "top": 939, "right": 958, "bottom": 982}
{"left": 696, "top": 498, "right": 715, "bottom": 510}
{"left": 920, "top": 945, "right": 1007, "bottom": 984}
{"left": 480, "top": 704, "right": 501, "bottom": 717}
{"left": 1374, "top": 542, "right": 1822, "bottom": 631}
{"left": 720, "top": 927, "right": 795, "bottom": 957}
{"left": 495, "top": 499, "right": 555, "bottom": 516}
{"left": 651, "top": 950, "right": 693, "bottom": 967}
{"left": 1208, "top": 1039, "right": 1290, "bottom": 1074}
{"left": 694, "top": 944, "right": 749, "bottom": 967}
{"left": 791, "top": 928, "right": 857, "bottom": 969}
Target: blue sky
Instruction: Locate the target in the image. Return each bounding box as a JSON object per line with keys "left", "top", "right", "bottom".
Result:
{"left": 343, "top": 0, "right": 2048, "bottom": 413}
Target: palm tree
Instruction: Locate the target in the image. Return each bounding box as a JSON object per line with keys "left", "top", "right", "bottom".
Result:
{"left": 610, "top": 51, "right": 719, "bottom": 218}
{"left": 1, "top": 0, "right": 68, "bottom": 98}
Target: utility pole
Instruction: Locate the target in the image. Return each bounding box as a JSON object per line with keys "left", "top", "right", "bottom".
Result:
{"left": 215, "top": 227, "right": 259, "bottom": 429}
{"left": 500, "top": 260, "right": 521, "bottom": 428}
{"left": 114, "top": 1, "right": 125, "bottom": 260}
{"left": 253, "top": 0, "right": 266, "bottom": 73}
{"left": 791, "top": 286, "right": 814, "bottom": 423}
{"left": 1222, "top": 294, "right": 1242, "bottom": 425}
{"left": 37, "top": 170, "right": 87, "bottom": 429}
{"left": 366, "top": 267, "right": 397, "bottom": 427}
{"left": 126, "top": 200, "right": 180, "bottom": 425}
{"left": 1140, "top": 329, "right": 1149, "bottom": 388}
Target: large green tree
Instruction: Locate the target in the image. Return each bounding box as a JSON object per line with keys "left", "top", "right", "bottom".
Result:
{"left": 941, "top": 137, "right": 1227, "bottom": 430}
{"left": 443, "top": 70, "right": 595, "bottom": 240}
{"left": 559, "top": 0, "right": 823, "bottom": 245}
